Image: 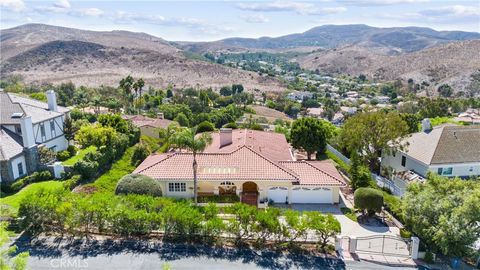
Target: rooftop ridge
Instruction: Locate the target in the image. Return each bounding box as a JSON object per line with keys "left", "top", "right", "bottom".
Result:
{"left": 303, "top": 160, "right": 346, "bottom": 186}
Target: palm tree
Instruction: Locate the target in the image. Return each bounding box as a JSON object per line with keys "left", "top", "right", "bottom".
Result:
{"left": 169, "top": 127, "right": 212, "bottom": 205}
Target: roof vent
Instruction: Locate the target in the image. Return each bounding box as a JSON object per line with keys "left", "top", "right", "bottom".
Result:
{"left": 11, "top": 112, "right": 23, "bottom": 118}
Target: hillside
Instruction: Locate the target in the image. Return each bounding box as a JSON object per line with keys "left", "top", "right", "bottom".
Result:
{"left": 0, "top": 24, "right": 286, "bottom": 92}
{"left": 297, "top": 40, "right": 480, "bottom": 94}
{"left": 182, "top": 25, "right": 480, "bottom": 53}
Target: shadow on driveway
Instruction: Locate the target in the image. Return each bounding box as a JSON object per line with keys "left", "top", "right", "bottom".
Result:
{"left": 13, "top": 235, "right": 347, "bottom": 270}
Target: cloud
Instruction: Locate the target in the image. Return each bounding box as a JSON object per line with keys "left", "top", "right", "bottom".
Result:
{"left": 72, "top": 8, "right": 104, "bottom": 17}
{"left": 236, "top": 1, "right": 346, "bottom": 16}
{"left": 241, "top": 14, "right": 269, "bottom": 23}
{"left": 419, "top": 5, "right": 480, "bottom": 18}
{"left": 237, "top": 1, "right": 315, "bottom": 13}
{"left": 53, "top": 0, "right": 70, "bottom": 9}
{"left": 337, "top": 0, "right": 428, "bottom": 5}
{"left": 0, "top": 0, "right": 26, "bottom": 12}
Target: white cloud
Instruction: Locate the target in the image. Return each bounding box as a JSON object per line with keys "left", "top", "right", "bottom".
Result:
{"left": 337, "top": 0, "right": 428, "bottom": 6}
{"left": 241, "top": 14, "right": 269, "bottom": 23}
{"left": 419, "top": 5, "right": 480, "bottom": 18}
{"left": 236, "top": 1, "right": 346, "bottom": 16}
{"left": 53, "top": 0, "right": 70, "bottom": 9}
{"left": 0, "top": 0, "right": 26, "bottom": 12}
{"left": 73, "top": 8, "right": 104, "bottom": 17}
{"left": 237, "top": 1, "right": 315, "bottom": 13}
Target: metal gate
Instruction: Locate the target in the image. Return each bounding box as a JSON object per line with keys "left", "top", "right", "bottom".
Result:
{"left": 356, "top": 235, "right": 411, "bottom": 257}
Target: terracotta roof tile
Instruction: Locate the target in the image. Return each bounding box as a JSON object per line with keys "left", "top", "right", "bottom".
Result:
{"left": 280, "top": 160, "right": 346, "bottom": 186}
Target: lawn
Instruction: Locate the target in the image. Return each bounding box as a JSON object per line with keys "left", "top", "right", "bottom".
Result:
{"left": 62, "top": 146, "right": 97, "bottom": 166}
{"left": 82, "top": 146, "right": 136, "bottom": 194}
{"left": 0, "top": 181, "right": 64, "bottom": 214}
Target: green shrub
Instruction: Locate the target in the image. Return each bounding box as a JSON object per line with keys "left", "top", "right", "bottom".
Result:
{"left": 56, "top": 150, "right": 71, "bottom": 161}
{"left": 63, "top": 175, "right": 81, "bottom": 191}
{"left": 400, "top": 228, "right": 412, "bottom": 238}
{"left": 197, "top": 194, "right": 239, "bottom": 203}
{"left": 130, "top": 144, "right": 151, "bottom": 166}
{"left": 73, "top": 160, "right": 99, "bottom": 180}
{"left": 115, "top": 174, "right": 162, "bottom": 197}
{"left": 67, "top": 145, "right": 77, "bottom": 156}
{"left": 423, "top": 251, "right": 434, "bottom": 264}
{"left": 9, "top": 171, "right": 53, "bottom": 192}
{"left": 340, "top": 207, "right": 358, "bottom": 222}
{"left": 195, "top": 121, "right": 215, "bottom": 134}
{"left": 223, "top": 122, "right": 238, "bottom": 129}
{"left": 354, "top": 187, "right": 384, "bottom": 215}
{"left": 10, "top": 179, "right": 26, "bottom": 192}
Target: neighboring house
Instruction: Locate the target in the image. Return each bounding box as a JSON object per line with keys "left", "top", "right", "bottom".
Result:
{"left": 286, "top": 91, "right": 314, "bottom": 102}
{"left": 381, "top": 120, "right": 480, "bottom": 180}
{"left": 135, "top": 129, "right": 346, "bottom": 206}
{"left": 454, "top": 109, "right": 480, "bottom": 125}
{"left": 306, "top": 107, "right": 323, "bottom": 118}
{"left": 122, "top": 114, "right": 173, "bottom": 138}
{"left": 0, "top": 89, "right": 70, "bottom": 182}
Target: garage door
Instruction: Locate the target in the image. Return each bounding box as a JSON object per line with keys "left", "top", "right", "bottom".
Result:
{"left": 291, "top": 187, "right": 333, "bottom": 204}
{"left": 267, "top": 186, "right": 289, "bottom": 203}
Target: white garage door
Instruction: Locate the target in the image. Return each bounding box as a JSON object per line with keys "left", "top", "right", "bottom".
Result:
{"left": 267, "top": 186, "right": 289, "bottom": 203}
{"left": 291, "top": 187, "right": 333, "bottom": 204}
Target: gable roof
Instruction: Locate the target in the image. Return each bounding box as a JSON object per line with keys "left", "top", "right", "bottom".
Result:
{"left": 123, "top": 115, "right": 173, "bottom": 129}
{"left": 402, "top": 125, "right": 480, "bottom": 165}
{"left": 203, "top": 129, "right": 293, "bottom": 162}
{"left": 0, "top": 127, "right": 24, "bottom": 161}
{"left": 135, "top": 145, "right": 298, "bottom": 181}
{"left": 0, "top": 91, "right": 69, "bottom": 125}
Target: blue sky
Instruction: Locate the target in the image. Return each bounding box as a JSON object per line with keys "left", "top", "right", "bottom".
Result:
{"left": 1, "top": 0, "right": 479, "bottom": 41}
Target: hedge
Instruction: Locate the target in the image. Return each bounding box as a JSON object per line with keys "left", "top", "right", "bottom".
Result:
{"left": 115, "top": 174, "right": 162, "bottom": 197}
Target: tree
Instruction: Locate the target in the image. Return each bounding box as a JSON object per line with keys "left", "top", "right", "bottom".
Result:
{"left": 119, "top": 75, "right": 134, "bottom": 109}
{"left": 290, "top": 117, "right": 336, "bottom": 160}
{"left": 174, "top": 112, "right": 190, "bottom": 127}
{"left": 131, "top": 143, "right": 151, "bottom": 166}
{"left": 195, "top": 121, "right": 215, "bottom": 134}
{"left": 354, "top": 188, "right": 384, "bottom": 217}
{"left": 169, "top": 128, "right": 212, "bottom": 205}
{"left": 349, "top": 155, "right": 373, "bottom": 190}
{"left": 220, "top": 86, "right": 232, "bottom": 96}
{"left": 63, "top": 116, "right": 76, "bottom": 142}
{"left": 231, "top": 84, "right": 244, "bottom": 94}
{"left": 305, "top": 212, "right": 341, "bottom": 252}
{"left": 437, "top": 84, "right": 453, "bottom": 98}
{"left": 340, "top": 111, "right": 409, "bottom": 172}
{"left": 403, "top": 174, "right": 480, "bottom": 258}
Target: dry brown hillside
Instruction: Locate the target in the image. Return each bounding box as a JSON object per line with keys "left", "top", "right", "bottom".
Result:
{"left": 297, "top": 40, "right": 480, "bottom": 93}
{"left": 0, "top": 24, "right": 286, "bottom": 92}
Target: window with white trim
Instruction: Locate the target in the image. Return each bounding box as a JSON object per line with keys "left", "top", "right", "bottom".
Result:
{"left": 168, "top": 182, "right": 186, "bottom": 192}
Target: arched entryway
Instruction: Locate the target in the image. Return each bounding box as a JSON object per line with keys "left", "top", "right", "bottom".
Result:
{"left": 241, "top": 181, "right": 258, "bottom": 206}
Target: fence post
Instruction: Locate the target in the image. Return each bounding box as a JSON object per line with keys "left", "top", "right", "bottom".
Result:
{"left": 411, "top": 237, "right": 420, "bottom": 259}
{"left": 349, "top": 236, "right": 357, "bottom": 253}
{"left": 335, "top": 235, "right": 343, "bottom": 252}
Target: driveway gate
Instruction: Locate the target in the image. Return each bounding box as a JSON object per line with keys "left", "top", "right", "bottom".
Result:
{"left": 356, "top": 235, "right": 411, "bottom": 257}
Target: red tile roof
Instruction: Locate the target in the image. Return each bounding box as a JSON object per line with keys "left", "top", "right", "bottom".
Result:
{"left": 279, "top": 160, "right": 346, "bottom": 187}
{"left": 123, "top": 115, "right": 173, "bottom": 129}
{"left": 203, "top": 129, "right": 293, "bottom": 162}
{"left": 135, "top": 146, "right": 298, "bottom": 182}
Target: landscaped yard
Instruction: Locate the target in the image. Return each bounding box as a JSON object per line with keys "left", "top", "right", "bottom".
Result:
{"left": 81, "top": 146, "right": 136, "bottom": 193}
{"left": 0, "top": 181, "right": 64, "bottom": 213}
{"left": 62, "top": 145, "right": 97, "bottom": 166}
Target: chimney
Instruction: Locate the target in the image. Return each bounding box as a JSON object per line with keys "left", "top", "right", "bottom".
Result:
{"left": 157, "top": 112, "right": 164, "bottom": 119}
{"left": 20, "top": 116, "right": 36, "bottom": 148}
{"left": 219, "top": 128, "right": 232, "bottom": 147}
{"left": 421, "top": 118, "right": 432, "bottom": 132}
{"left": 46, "top": 90, "right": 58, "bottom": 112}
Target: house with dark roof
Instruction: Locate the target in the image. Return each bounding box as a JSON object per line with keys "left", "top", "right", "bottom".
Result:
{"left": 0, "top": 89, "right": 70, "bottom": 182}
{"left": 122, "top": 114, "right": 173, "bottom": 138}
{"left": 381, "top": 121, "right": 480, "bottom": 179}
{"left": 134, "top": 129, "right": 346, "bottom": 206}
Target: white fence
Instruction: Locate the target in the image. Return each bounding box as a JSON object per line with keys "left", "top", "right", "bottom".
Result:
{"left": 326, "top": 144, "right": 404, "bottom": 196}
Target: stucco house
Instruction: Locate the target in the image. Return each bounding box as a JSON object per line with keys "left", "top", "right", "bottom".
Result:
{"left": 122, "top": 114, "right": 173, "bottom": 138}
{"left": 0, "top": 89, "right": 70, "bottom": 182}
{"left": 134, "top": 129, "right": 346, "bottom": 206}
{"left": 381, "top": 120, "right": 480, "bottom": 180}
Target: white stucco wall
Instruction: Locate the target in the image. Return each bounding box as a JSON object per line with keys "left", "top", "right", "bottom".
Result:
{"left": 429, "top": 162, "right": 480, "bottom": 178}
{"left": 11, "top": 155, "right": 26, "bottom": 179}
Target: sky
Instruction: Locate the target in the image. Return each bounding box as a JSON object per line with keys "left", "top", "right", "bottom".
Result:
{"left": 1, "top": 0, "right": 479, "bottom": 41}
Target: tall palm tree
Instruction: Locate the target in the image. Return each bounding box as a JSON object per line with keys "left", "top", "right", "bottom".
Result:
{"left": 169, "top": 127, "right": 212, "bottom": 205}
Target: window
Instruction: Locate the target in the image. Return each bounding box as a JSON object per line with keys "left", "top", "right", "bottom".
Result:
{"left": 437, "top": 168, "right": 443, "bottom": 175}
{"left": 15, "top": 125, "right": 22, "bottom": 134}
{"left": 469, "top": 167, "right": 474, "bottom": 172}
{"left": 17, "top": 162, "right": 24, "bottom": 176}
{"left": 168, "top": 182, "right": 186, "bottom": 192}
{"left": 442, "top": 167, "right": 453, "bottom": 175}
{"left": 50, "top": 120, "right": 56, "bottom": 136}
{"left": 40, "top": 123, "right": 46, "bottom": 137}
{"left": 401, "top": 156, "right": 406, "bottom": 167}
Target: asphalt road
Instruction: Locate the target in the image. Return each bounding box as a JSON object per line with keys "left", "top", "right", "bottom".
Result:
{"left": 14, "top": 237, "right": 418, "bottom": 270}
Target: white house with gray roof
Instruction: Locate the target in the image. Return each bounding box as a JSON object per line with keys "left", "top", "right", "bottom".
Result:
{"left": 381, "top": 120, "right": 480, "bottom": 179}
{"left": 0, "top": 89, "right": 70, "bottom": 183}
